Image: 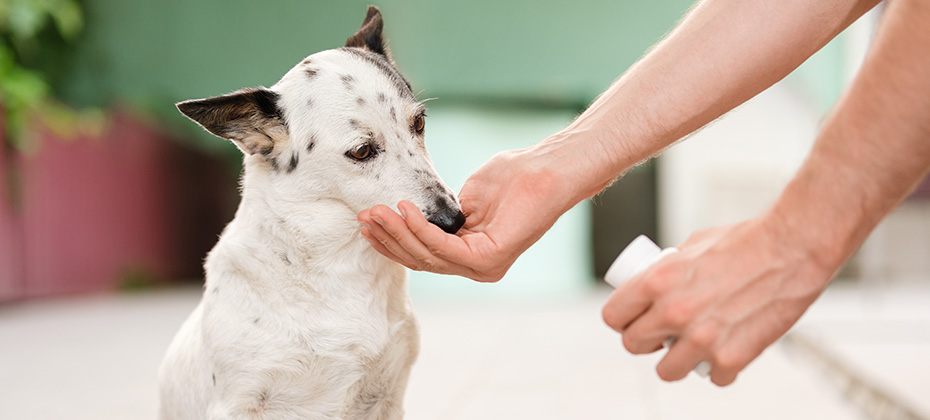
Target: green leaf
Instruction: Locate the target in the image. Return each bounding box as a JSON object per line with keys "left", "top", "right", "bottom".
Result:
{"left": 7, "top": 0, "right": 48, "bottom": 41}
{"left": 51, "top": 0, "right": 82, "bottom": 40}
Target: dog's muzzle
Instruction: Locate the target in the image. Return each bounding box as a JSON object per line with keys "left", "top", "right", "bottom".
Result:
{"left": 426, "top": 199, "right": 466, "bottom": 234}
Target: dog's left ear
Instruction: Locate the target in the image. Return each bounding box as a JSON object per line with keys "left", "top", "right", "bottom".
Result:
{"left": 176, "top": 87, "right": 287, "bottom": 156}
{"left": 345, "top": 5, "right": 391, "bottom": 59}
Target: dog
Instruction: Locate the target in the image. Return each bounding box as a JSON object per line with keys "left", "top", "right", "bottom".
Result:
{"left": 158, "top": 7, "right": 465, "bottom": 420}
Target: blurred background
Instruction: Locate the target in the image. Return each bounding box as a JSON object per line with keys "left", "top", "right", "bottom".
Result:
{"left": 1, "top": 1, "right": 927, "bottom": 419}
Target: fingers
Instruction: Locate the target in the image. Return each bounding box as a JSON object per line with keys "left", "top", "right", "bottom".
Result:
{"left": 358, "top": 209, "right": 420, "bottom": 267}
{"left": 655, "top": 323, "right": 719, "bottom": 381}
{"left": 601, "top": 275, "right": 655, "bottom": 335}
{"left": 396, "top": 201, "right": 478, "bottom": 267}
{"left": 359, "top": 203, "right": 480, "bottom": 278}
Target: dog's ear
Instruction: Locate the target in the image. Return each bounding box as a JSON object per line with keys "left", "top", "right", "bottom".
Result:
{"left": 177, "top": 88, "right": 287, "bottom": 156}
{"left": 345, "top": 5, "right": 390, "bottom": 59}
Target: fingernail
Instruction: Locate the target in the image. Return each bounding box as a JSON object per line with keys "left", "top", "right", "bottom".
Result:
{"left": 371, "top": 215, "right": 384, "bottom": 225}
{"left": 399, "top": 206, "right": 407, "bottom": 218}
{"left": 360, "top": 222, "right": 371, "bottom": 231}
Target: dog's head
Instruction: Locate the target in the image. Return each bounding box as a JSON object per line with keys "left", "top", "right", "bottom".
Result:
{"left": 177, "top": 6, "right": 465, "bottom": 234}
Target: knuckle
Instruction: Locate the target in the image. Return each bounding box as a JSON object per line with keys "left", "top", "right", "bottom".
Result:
{"left": 686, "top": 323, "right": 720, "bottom": 350}
{"left": 712, "top": 348, "right": 747, "bottom": 373}
{"left": 659, "top": 300, "right": 692, "bottom": 329}
{"left": 474, "top": 263, "right": 506, "bottom": 283}
{"left": 641, "top": 266, "right": 676, "bottom": 297}
{"left": 419, "top": 257, "right": 441, "bottom": 272}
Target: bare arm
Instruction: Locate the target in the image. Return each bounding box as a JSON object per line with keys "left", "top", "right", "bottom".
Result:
{"left": 604, "top": 0, "right": 930, "bottom": 385}
{"left": 360, "top": 0, "right": 880, "bottom": 282}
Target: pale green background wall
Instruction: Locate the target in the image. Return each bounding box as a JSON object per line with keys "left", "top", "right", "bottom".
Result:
{"left": 55, "top": 0, "right": 855, "bottom": 295}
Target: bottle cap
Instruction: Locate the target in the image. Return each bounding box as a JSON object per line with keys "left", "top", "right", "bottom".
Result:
{"left": 604, "top": 235, "right": 663, "bottom": 288}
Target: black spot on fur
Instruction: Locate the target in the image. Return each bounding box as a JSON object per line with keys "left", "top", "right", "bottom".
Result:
{"left": 408, "top": 150, "right": 414, "bottom": 157}
{"left": 356, "top": 97, "right": 366, "bottom": 106}
{"left": 253, "top": 317, "right": 261, "bottom": 324}
{"left": 348, "top": 119, "right": 361, "bottom": 129}
{"left": 389, "top": 107, "right": 396, "bottom": 122}
{"left": 258, "top": 144, "right": 274, "bottom": 156}
{"left": 340, "top": 47, "right": 414, "bottom": 100}
{"left": 306, "top": 97, "right": 313, "bottom": 108}
{"left": 341, "top": 74, "right": 355, "bottom": 90}
{"left": 302, "top": 58, "right": 312, "bottom": 65}
{"left": 377, "top": 92, "right": 387, "bottom": 103}
{"left": 307, "top": 141, "right": 315, "bottom": 153}
{"left": 212, "top": 373, "right": 216, "bottom": 386}
{"left": 287, "top": 153, "right": 299, "bottom": 173}
{"left": 270, "top": 157, "right": 280, "bottom": 172}
{"left": 250, "top": 89, "right": 284, "bottom": 120}
{"left": 305, "top": 68, "right": 319, "bottom": 79}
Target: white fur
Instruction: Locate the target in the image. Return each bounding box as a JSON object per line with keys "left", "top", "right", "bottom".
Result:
{"left": 158, "top": 48, "right": 459, "bottom": 420}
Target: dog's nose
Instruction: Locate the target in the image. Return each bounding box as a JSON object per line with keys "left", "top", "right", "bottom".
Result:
{"left": 427, "top": 204, "right": 466, "bottom": 234}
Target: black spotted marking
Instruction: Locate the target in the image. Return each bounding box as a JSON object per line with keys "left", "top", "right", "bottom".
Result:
{"left": 254, "top": 317, "right": 261, "bottom": 324}
{"left": 340, "top": 47, "right": 414, "bottom": 100}
{"left": 212, "top": 373, "right": 216, "bottom": 386}
{"left": 408, "top": 150, "right": 414, "bottom": 157}
{"left": 341, "top": 74, "right": 356, "bottom": 89}
{"left": 258, "top": 141, "right": 274, "bottom": 156}
{"left": 302, "top": 58, "right": 312, "bottom": 65}
{"left": 307, "top": 141, "right": 315, "bottom": 153}
{"left": 356, "top": 97, "right": 366, "bottom": 106}
{"left": 389, "top": 107, "right": 396, "bottom": 122}
{"left": 305, "top": 68, "right": 319, "bottom": 79}
{"left": 377, "top": 92, "right": 387, "bottom": 103}
{"left": 287, "top": 152, "right": 299, "bottom": 173}
{"left": 270, "top": 156, "right": 280, "bottom": 172}
{"left": 306, "top": 97, "right": 313, "bottom": 107}
{"left": 348, "top": 119, "right": 361, "bottom": 129}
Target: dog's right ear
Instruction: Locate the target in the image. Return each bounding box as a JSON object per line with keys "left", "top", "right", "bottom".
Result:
{"left": 177, "top": 87, "right": 287, "bottom": 156}
{"left": 345, "top": 5, "right": 390, "bottom": 59}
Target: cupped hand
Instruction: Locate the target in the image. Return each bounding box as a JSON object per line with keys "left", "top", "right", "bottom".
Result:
{"left": 357, "top": 146, "right": 583, "bottom": 282}
{"left": 601, "top": 216, "right": 836, "bottom": 386}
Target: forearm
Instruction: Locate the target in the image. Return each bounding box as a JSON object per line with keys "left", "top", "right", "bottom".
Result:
{"left": 768, "top": 0, "right": 930, "bottom": 274}
{"left": 539, "top": 0, "right": 879, "bottom": 206}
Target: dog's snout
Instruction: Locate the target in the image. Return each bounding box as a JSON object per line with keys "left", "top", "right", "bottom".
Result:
{"left": 426, "top": 198, "right": 466, "bottom": 234}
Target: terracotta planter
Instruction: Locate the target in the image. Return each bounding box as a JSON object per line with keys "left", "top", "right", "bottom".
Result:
{"left": 0, "top": 110, "right": 236, "bottom": 301}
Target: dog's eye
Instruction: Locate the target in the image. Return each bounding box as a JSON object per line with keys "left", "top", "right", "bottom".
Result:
{"left": 412, "top": 114, "right": 425, "bottom": 135}
{"left": 347, "top": 143, "right": 375, "bottom": 161}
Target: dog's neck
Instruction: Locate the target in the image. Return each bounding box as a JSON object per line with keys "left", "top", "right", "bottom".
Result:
{"left": 228, "top": 165, "right": 376, "bottom": 268}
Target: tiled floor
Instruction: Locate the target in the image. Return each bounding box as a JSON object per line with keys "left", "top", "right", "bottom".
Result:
{"left": 1, "top": 282, "right": 925, "bottom": 420}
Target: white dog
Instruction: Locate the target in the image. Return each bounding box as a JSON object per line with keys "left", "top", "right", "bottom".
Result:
{"left": 158, "top": 7, "right": 464, "bottom": 420}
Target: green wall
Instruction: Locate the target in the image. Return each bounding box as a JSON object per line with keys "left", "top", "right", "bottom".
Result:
{"left": 62, "top": 0, "right": 693, "bottom": 110}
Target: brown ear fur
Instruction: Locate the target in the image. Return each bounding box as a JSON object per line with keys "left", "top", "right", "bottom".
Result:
{"left": 176, "top": 88, "right": 286, "bottom": 156}
{"left": 345, "top": 5, "right": 390, "bottom": 59}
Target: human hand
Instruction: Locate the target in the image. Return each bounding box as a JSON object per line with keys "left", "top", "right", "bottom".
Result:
{"left": 601, "top": 216, "right": 835, "bottom": 386}
{"left": 357, "top": 145, "right": 587, "bottom": 282}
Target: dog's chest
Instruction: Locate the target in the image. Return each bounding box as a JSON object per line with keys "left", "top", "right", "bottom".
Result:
{"left": 196, "top": 255, "right": 417, "bottom": 413}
